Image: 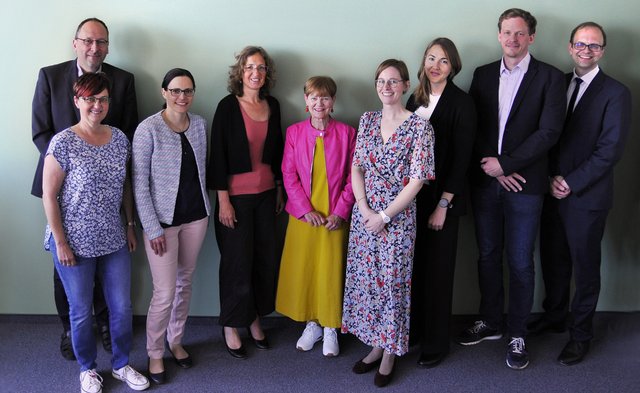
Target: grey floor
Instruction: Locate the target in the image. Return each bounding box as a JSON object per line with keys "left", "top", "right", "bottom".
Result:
{"left": 1, "top": 313, "right": 639, "bottom": 393}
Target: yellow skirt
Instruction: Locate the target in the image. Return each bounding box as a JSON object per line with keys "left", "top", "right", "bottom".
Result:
{"left": 275, "top": 138, "right": 348, "bottom": 328}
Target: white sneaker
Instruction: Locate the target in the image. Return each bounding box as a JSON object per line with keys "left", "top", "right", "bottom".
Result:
{"left": 296, "top": 321, "right": 323, "bottom": 351}
{"left": 112, "top": 365, "right": 150, "bottom": 391}
{"left": 322, "top": 327, "right": 339, "bottom": 357}
{"left": 80, "top": 369, "right": 103, "bottom": 393}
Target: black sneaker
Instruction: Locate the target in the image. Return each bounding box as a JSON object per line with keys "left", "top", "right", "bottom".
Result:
{"left": 456, "top": 320, "right": 503, "bottom": 345}
{"left": 506, "top": 337, "right": 529, "bottom": 370}
{"left": 60, "top": 330, "right": 76, "bottom": 360}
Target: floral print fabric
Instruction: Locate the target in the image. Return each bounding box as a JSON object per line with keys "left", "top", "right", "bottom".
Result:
{"left": 341, "top": 111, "right": 435, "bottom": 356}
{"left": 43, "top": 127, "right": 129, "bottom": 257}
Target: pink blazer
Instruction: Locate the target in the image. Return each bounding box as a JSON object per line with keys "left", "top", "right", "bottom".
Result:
{"left": 282, "top": 118, "right": 356, "bottom": 221}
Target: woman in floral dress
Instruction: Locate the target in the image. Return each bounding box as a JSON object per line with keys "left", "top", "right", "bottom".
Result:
{"left": 342, "top": 59, "right": 435, "bottom": 388}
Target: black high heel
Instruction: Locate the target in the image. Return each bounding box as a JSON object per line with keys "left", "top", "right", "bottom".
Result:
{"left": 222, "top": 327, "right": 247, "bottom": 359}
{"left": 247, "top": 328, "right": 270, "bottom": 350}
{"left": 168, "top": 346, "right": 193, "bottom": 369}
{"left": 148, "top": 358, "right": 166, "bottom": 385}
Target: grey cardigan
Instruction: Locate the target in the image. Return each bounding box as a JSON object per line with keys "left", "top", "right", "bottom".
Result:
{"left": 132, "top": 111, "right": 211, "bottom": 239}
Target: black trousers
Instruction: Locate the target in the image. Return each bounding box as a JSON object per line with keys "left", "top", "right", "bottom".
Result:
{"left": 539, "top": 196, "right": 608, "bottom": 342}
{"left": 214, "top": 189, "right": 279, "bottom": 327}
{"left": 54, "top": 266, "right": 109, "bottom": 331}
{"left": 410, "top": 203, "right": 460, "bottom": 356}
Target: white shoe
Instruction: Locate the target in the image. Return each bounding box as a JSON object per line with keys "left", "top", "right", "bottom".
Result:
{"left": 322, "top": 327, "right": 339, "bottom": 357}
{"left": 80, "top": 369, "right": 103, "bottom": 393}
{"left": 296, "top": 321, "right": 322, "bottom": 351}
{"left": 112, "top": 365, "right": 150, "bottom": 391}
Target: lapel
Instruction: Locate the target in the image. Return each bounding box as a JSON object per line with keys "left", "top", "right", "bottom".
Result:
{"left": 507, "top": 56, "right": 538, "bottom": 125}
{"left": 572, "top": 69, "right": 605, "bottom": 119}
{"left": 429, "top": 80, "right": 454, "bottom": 125}
{"left": 67, "top": 60, "right": 81, "bottom": 124}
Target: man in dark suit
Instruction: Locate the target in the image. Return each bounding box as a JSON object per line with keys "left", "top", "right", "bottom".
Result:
{"left": 529, "top": 22, "right": 631, "bottom": 366}
{"left": 31, "top": 17, "right": 138, "bottom": 360}
{"left": 454, "top": 8, "right": 565, "bottom": 370}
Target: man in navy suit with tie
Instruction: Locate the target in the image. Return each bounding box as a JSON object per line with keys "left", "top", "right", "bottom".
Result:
{"left": 528, "top": 22, "right": 632, "bottom": 366}
{"left": 31, "top": 17, "right": 138, "bottom": 360}
{"left": 455, "top": 8, "right": 566, "bottom": 370}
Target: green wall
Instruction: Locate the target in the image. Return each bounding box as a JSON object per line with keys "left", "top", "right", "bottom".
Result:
{"left": 1, "top": 0, "right": 638, "bottom": 316}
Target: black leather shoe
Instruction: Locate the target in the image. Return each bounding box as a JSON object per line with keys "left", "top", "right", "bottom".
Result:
{"left": 99, "top": 325, "right": 112, "bottom": 353}
{"left": 222, "top": 328, "right": 247, "bottom": 359}
{"left": 374, "top": 361, "right": 396, "bottom": 388}
{"left": 558, "top": 340, "right": 590, "bottom": 366}
{"left": 148, "top": 358, "right": 166, "bottom": 385}
{"left": 169, "top": 347, "right": 193, "bottom": 369}
{"left": 60, "top": 330, "right": 76, "bottom": 361}
{"left": 417, "top": 352, "right": 447, "bottom": 368}
{"left": 527, "top": 317, "right": 566, "bottom": 336}
{"left": 352, "top": 357, "right": 382, "bottom": 374}
{"left": 247, "top": 328, "right": 270, "bottom": 350}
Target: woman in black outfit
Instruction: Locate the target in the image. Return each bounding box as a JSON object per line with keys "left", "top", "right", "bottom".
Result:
{"left": 208, "top": 46, "right": 284, "bottom": 359}
{"left": 407, "top": 37, "right": 476, "bottom": 368}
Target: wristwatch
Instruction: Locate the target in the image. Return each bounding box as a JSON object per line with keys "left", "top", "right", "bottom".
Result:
{"left": 438, "top": 198, "right": 453, "bottom": 209}
{"left": 379, "top": 210, "right": 391, "bottom": 224}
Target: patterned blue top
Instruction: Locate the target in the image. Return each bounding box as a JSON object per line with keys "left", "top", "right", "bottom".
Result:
{"left": 44, "top": 127, "right": 130, "bottom": 257}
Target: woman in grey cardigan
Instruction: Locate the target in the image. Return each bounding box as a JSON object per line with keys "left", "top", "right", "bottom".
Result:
{"left": 132, "top": 68, "right": 210, "bottom": 385}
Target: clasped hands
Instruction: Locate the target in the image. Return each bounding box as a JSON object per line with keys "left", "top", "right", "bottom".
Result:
{"left": 481, "top": 156, "right": 526, "bottom": 192}
{"left": 304, "top": 211, "right": 344, "bottom": 231}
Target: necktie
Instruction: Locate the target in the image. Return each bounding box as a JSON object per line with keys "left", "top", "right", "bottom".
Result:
{"left": 565, "top": 77, "right": 583, "bottom": 125}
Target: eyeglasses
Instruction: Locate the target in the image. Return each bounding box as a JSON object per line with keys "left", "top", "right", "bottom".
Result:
{"left": 375, "top": 78, "right": 404, "bottom": 88}
{"left": 79, "top": 96, "right": 111, "bottom": 104}
{"left": 75, "top": 37, "right": 109, "bottom": 48}
{"left": 166, "top": 88, "right": 196, "bottom": 97}
{"left": 244, "top": 64, "right": 268, "bottom": 73}
{"left": 572, "top": 41, "right": 604, "bottom": 52}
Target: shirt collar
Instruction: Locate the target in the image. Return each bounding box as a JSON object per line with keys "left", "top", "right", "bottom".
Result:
{"left": 76, "top": 61, "right": 103, "bottom": 77}
{"left": 500, "top": 52, "right": 531, "bottom": 74}
{"left": 572, "top": 65, "right": 600, "bottom": 86}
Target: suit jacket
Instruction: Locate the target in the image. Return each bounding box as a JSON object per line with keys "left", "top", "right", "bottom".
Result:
{"left": 406, "top": 81, "right": 477, "bottom": 216}
{"left": 550, "top": 70, "right": 631, "bottom": 210}
{"left": 31, "top": 59, "right": 138, "bottom": 197}
{"left": 469, "top": 56, "right": 566, "bottom": 194}
{"left": 208, "top": 94, "right": 283, "bottom": 191}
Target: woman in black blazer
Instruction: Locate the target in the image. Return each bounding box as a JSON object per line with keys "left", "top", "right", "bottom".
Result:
{"left": 406, "top": 37, "right": 476, "bottom": 368}
{"left": 208, "top": 46, "right": 284, "bottom": 359}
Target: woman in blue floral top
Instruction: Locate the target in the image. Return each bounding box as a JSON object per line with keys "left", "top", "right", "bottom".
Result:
{"left": 42, "top": 73, "right": 149, "bottom": 393}
{"left": 341, "top": 60, "right": 435, "bottom": 388}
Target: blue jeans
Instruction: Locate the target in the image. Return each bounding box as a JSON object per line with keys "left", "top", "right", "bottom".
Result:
{"left": 51, "top": 238, "right": 133, "bottom": 371}
{"left": 471, "top": 182, "right": 544, "bottom": 338}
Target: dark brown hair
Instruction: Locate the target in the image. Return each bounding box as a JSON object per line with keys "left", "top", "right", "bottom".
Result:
{"left": 74, "top": 72, "right": 111, "bottom": 98}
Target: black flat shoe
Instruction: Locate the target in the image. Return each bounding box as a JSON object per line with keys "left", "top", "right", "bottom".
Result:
{"left": 99, "top": 325, "right": 112, "bottom": 353}
{"left": 352, "top": 357, "right": 382, "bottom": 374}
{"left": 60, "top": 330, "right": 76, "bottom": 361}
{"left": 374, "top": 361, "right": 396, "bottom": 388}
{"left": 246, "top": 328, "right": 270, "bottom": 350}
{"left": 558, "top": 340, "right": 590, "bottom": 366}
{"left": 168, "top": 347, "right": 193, "bottom": 369}
{"left": 222, "top": 328, "right": 247, "bottom": 359}
{"left": 417, "top": 352, "right": 447, "bottom": 368}
{"left": 148, "top": 358, "right": 166, "bottom": 385}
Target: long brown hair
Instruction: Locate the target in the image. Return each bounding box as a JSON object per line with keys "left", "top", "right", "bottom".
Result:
{"left": 412, "top": 37, "right": 462, "bottom": 108}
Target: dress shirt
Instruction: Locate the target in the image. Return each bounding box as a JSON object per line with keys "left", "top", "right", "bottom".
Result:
{"left": 498, "top": 53, "right": 531, "bottom": 154}
{"left": 567, "top": 65, "right": 600, "bottom": 111}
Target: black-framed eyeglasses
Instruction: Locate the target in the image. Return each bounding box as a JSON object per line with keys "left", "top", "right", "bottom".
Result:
{"left": 79, "top": 96, "right": 111, "bottom": 104}
{"left": 572, "top": 41, "right": 604, "bottom": 52}
{"left": 244, "top": 64, "right": 268, "bottom": 73}
{"left": 375, "top": 78, "right": 404, "bottom": 88}
{"left": 166, "top": 88, "right": 196, "bottom": 97}
{"left": 75, "top": 37, "right": 109, "bottom": 47}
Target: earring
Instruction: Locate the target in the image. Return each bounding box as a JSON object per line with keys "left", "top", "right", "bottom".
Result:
{"left": 305, "top": 106, "right": 309, "bottom": 112}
